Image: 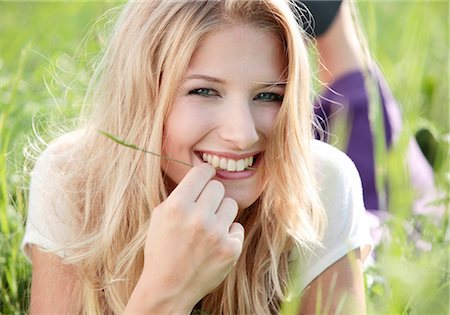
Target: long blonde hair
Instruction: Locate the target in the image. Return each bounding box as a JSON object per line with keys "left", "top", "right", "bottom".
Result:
{"left": 58, "top": 0, "right": 326, "bottom": 313}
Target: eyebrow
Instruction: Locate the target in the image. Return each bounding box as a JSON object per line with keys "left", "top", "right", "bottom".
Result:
{"left": 184, "top": 74, "right": 287, "bottom": 88}
{"left": 255, "top": 81, "right": 287, "bottom": 88}
{"left": 184, "top": 74, "right": 226, "bottom": 84}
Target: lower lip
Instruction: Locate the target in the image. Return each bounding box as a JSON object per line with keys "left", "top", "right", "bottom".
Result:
{"left": 215, "top": 168, "right": 256, "bottom": 180}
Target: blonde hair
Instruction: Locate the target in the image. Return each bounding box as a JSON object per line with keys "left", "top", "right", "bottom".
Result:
{"left": 58, "top": 0, "right": 326, "bottom": 313}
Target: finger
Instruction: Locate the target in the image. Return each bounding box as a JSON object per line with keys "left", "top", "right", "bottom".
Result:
{"left": 229, "top": 222, "right": 244, "bottom": 245}
{"left": 227, "top": 222, "right": 244, "bottom": 259}
{"left": 215, "top": 197, "right": 238, "bottom": 230}
{"left": 195, "top": 180, "right": 225, "bottom": 213}
{"left": 170, "top": 163, "right": 216, "bottom": 203}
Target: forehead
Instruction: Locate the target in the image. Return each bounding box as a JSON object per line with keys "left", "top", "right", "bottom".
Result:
{"left": 186, "top": 24, "right": 287, "bottom": 82}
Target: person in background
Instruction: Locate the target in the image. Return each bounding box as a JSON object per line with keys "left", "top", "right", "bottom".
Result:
{"left": 296, "top": 0, "right": 438, "bottom": 224}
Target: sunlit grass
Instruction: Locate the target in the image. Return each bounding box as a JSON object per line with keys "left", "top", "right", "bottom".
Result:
{"left": 1, "top": 1, "right": 448, "bottom": 314}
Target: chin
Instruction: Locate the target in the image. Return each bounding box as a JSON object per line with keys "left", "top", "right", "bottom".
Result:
{"left": 224, "top": 188, "right": 261, "bottom": 211}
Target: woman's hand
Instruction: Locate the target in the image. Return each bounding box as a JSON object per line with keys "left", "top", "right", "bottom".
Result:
{"left": 126, "top": 163, "right": 244, "bottom": 314}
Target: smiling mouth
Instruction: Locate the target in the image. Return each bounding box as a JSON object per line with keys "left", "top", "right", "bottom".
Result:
{"left": 196, "top": 152, "right": 260, "bottom": 171}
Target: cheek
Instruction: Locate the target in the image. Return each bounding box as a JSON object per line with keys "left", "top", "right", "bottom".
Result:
{"left": 162, "top": 104, "right": 195, "bottom": 153}
{"left": 161, "top": 104, "right": 214, "bottom": 185}
{"left": 254, "top": 106, "right": 281, "bottom": 136}
{"left": 163, "top": 100, "right": 219, "bottom": 153}
{"left": 163, "top": 116, "right": 210, "bottom": 154}
{"left": 161, "top": 109, "right": 190, "bottom": 185}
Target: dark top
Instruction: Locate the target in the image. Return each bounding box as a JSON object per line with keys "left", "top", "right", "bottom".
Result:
{"left": 294, "top": 0, "right": 342, "bottom": 37}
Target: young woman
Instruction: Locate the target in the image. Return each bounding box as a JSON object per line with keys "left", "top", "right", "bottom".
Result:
{"left": 23, "top": 1, "right": 372, "bottom": 314}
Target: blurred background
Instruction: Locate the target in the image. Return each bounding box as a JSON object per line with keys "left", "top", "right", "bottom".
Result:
{"left": 1, "top": 1, "right": 448, "bottom": 314}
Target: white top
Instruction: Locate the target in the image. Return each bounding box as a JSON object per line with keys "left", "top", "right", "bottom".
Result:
{"left": 22, "top": 135, "right": 372, "bottom": 290}
{"left": 296, "top": 140, "right": 373, "bottom": 291}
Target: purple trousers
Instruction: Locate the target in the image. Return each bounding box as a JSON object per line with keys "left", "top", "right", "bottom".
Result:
{"left": 314, "top": 69, "right": 437, "bottom": 216}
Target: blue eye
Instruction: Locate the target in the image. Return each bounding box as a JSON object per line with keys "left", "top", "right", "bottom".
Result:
{"left": 188, "top": 88, "right": 219, "bottom": 97}
{"left": 254, "top": 92, "right": 284, "bottom": 102}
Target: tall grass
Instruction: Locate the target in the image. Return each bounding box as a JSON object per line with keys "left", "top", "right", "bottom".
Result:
{"left": 358, "top": 2, "right": 449, "bottom": 314}
{"left": 1, "top": 1, "right": 449, "bottom": 314}
{"left": 1, "top": 2, "right": 117, "bottom": 313}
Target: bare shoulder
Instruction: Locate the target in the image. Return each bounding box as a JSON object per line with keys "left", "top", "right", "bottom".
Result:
{"left": 300, "top": 249, "right": 366, "bottom": 315}
{"left": 30, "top": 246, "right": 81, "bottom": 314}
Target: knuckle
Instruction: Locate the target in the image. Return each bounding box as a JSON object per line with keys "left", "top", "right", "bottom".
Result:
{"left": 190, "top": 217, "right": 223, "bottom": 246}
{"left": 162, "top": 198, "right": 186, "bottom": 217}
{"left": 194, "top": 221, "right": 226, "bottom": 248}
{"left": 205, "top": 230, "right": 222, "bottom": 247}
{"left": 190, "top": 215, "right": 208, "bottom": 234}
{"left": 165, "top": 199, "right": 182, "bottom": 212}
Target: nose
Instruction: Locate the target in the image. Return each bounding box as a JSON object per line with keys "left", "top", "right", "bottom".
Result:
{"left": 218, "top": 101, "right": 260, "bottom": 150}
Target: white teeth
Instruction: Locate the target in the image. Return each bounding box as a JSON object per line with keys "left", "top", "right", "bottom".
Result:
{"left": 227, "top": 159, "right": 236, "bottom": 171}
{"left": 212, "top": 155, "right": 220, "bottom": 168}
{"left": 236, "top": 159, "right": 245, "bottom": 171}
{"left": 220, "top": 157, "right": 227, "bottom": 169}
{"left": 200, "top": 152, "right": 256, "bottom": 171}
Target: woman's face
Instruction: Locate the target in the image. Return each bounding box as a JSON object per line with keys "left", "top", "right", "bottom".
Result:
{"left": 162, "top": 24, "right": 286, "bottom": 209}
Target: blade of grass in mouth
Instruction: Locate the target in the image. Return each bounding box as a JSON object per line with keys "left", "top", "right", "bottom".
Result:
{"left": 98, "top": 130, "right": 257, "bottom": 171}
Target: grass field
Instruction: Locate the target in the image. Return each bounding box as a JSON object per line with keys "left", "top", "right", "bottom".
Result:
{"left": 1, "top": 1, "right": 449, "bottom": 314}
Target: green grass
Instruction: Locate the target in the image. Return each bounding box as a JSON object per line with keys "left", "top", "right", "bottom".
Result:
{"left": 1, "top": 2, "right": 119, "bottom": 313}
{"left": 357, "top": 2, "right": 449, "bottom": 314}
{"left": 1, "top": 1, "right": 449, "bottom": 314}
